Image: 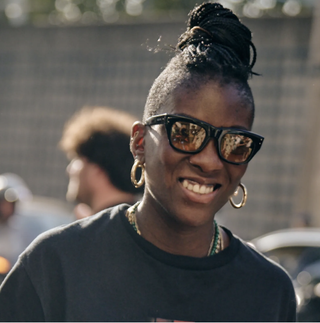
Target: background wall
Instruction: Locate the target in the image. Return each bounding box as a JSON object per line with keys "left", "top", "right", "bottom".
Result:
{"left": 0, "top": 17, "right": 314, "bottom": 239}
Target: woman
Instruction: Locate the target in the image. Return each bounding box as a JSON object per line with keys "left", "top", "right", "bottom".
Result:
{"left": 0, "top": 2, "right": 296, "bottom": 322}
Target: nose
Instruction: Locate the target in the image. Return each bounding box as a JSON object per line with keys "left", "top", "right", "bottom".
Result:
{"left": 66, "top": 161, "right": 72, "bottom": 176}
{"left": 66, "top": 158, "right": 83, "bottom": 176}
{"left": 188, "top": 139, "right": 224, "bottom": 173}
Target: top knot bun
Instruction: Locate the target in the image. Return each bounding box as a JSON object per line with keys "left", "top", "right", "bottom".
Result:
{"left": 177, "top": 2, "right": 256, "bottom": 74}
{"left": 188, "top": 2, "right": 240, "bottom": 28}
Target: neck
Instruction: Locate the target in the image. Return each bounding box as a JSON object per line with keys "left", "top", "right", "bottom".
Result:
{"left": 134, "top": 199, "right": 217, "bottom": 258}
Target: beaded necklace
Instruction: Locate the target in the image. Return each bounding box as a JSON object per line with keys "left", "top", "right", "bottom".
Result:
{"left": 125, "top": 202, "right": 222, "bottom": 256}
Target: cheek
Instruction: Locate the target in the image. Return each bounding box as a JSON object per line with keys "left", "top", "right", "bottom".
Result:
{"left": 145, "top": 127, "right": 167, "bottom": 165}
{"left": 228, "top": 164, "right": 247, "bottom": 192}
{"left": 78, "top": 167, "right": 91, "bottom": 187}
{"left": 77, "top": 169, "right": 85, "bottom": 182}
{"left": 144, "top": 132, "right": 178, "bottom": 185}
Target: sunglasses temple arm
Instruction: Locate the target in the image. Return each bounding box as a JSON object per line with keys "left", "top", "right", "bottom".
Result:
{"left": 145, "top": 115, "right": 167, "bottom": 126}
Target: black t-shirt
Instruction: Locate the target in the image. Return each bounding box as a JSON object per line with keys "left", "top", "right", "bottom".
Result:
{"left": 0, "top": 204, "right": 296, "bottom": 321}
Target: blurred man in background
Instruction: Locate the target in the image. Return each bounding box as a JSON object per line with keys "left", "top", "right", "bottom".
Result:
{"left": 59, "top": 106, "right": 143, "bottom": 219}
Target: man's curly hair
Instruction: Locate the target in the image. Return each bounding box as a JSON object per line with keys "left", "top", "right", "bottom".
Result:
{"left": 60, "top": 106, "right": 143, "bottom": 194}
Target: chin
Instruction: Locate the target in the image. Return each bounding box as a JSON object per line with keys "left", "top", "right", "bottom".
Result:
{"left": 189, "top": 200, "right": 227, "bottom": 225}
{"left": 169, "top": 204, "right": 214, "bottom": 228}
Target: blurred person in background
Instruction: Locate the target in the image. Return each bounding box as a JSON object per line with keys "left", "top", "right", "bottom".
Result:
{"left": 0, "top": 184, "right": 18, "bottom": 283}
{"left": 59, "top": 106, "right": 143, "bottom": 219}
{"left": 0, "top": 173, "right": 33, "bottom": 202}
{"left": 0, "top": 185, "right": 18, "bottom": 224}
{"left": 0, "top": 180, "right": 20, "bottom": 268}
{"left": 0, "top": 174, "right": 39, "bottom": 269}
{"left": 0, "top": 173, "right": 72, "bottom": 272}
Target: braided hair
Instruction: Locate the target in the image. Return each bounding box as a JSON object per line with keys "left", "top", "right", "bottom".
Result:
{"left": 143, "top": 1, "right": 257, "bottom": 124}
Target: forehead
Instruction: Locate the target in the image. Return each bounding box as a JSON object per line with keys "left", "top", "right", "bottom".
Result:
{"left": 168, "top": 80, "right": 253, "bottom": 130}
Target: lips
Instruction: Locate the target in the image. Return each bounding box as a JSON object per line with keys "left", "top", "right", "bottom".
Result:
{"left": 181, "top": 179, "right": 221, "bottom": 195}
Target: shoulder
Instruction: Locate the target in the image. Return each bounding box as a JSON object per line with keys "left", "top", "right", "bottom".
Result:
{"left": 231, "top": 233, "right": 296, "bottom": 307}
{"left": 235, "top": 234, "right": 293, "bottom": 283}
{"left": 21, "top": 204, "right": 129, "bottom": 262}
{"left": 224, "top": 228, "right": 293, "bottom": 285}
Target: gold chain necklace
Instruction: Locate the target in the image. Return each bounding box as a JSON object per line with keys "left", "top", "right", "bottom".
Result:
{"left": 125, "top": 202, "right": 223, "bottom": 256}
{"left": 126, "top": 202, "right": 141, "bottom": 235}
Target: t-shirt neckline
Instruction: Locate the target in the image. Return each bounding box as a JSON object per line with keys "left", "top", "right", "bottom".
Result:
{"left": 118, "top": 204, "right": 241, "bottom": 271}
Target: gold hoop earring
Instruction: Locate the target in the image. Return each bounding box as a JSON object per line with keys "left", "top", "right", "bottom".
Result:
{"left": 229, "top": 183, "right": 247, "bottom": 209}
{"left": 131, "top": 159, "right": 145, "bottom": 188}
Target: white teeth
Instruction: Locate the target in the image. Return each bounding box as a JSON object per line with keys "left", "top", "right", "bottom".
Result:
{"left": 199, "top": 186, "right": 206, "bottom": 194}
{"left": 181, "top": 179, "right": 216, "bottom": 195}
{"left": 205, "top": 186, "right": 212, "bottom": 194}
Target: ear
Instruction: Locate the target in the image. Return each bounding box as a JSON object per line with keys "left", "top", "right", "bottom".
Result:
{"left": 130, "top": 122, "right": 146, "bottom": 163}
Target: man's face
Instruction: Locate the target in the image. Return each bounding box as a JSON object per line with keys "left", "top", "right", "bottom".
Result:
{"left": 66, "top": 157, "right": 92, "bottom": 205}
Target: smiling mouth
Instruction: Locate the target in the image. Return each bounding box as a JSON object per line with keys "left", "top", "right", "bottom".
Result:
{"left": 181, "top": 179, "right": 221, "bottom": 195}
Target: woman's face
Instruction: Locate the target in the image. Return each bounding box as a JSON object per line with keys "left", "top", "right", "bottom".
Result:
{"left": 143, "top": 80, "right": 253, "bottom": 228}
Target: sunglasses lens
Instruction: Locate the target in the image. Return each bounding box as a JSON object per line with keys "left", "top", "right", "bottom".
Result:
{"left": 170, "top": 121, "right": 206, "bottom": 152}
{"left": 220, "top": 133, "right": 253, "bottom": 163}
{"left": 168, "top": 118, "right": 256, "bottom": 164}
